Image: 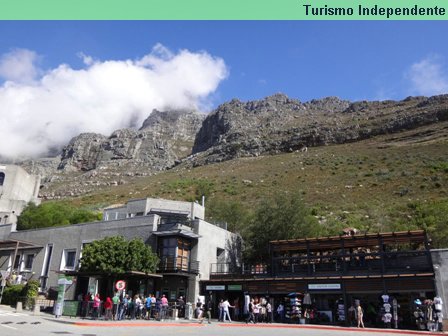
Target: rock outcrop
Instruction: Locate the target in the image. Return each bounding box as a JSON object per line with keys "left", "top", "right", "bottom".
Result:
{"left": 189, "top": 94, "right": 448, "bottom": 166}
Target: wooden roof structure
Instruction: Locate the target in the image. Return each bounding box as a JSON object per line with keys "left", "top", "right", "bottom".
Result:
{"left": 270, "top": 230, "right": 427, "bottom": 252}
{"left": 0, "top": 239, "right": 43, "bottom": 251}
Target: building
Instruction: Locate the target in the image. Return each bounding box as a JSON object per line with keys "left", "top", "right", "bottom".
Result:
{"left": 0, "top": 164, "right": 41, "bottom": 227}
{"left": 0, "top": 197, "right": 237, "bottom": 303}
{"left": 202, "top": 230, "right": 447, "bottom": 329}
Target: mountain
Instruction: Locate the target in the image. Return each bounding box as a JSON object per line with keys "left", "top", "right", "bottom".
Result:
{"left": 16, "top": 93, "right": 448, "bottom": 199}
{"left": 189, "top": 94, "right": 448, "bottom": 166}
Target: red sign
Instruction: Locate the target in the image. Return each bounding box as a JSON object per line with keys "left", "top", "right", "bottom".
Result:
{"left": 115, "top": 280, "right": 126, "bottom": 291}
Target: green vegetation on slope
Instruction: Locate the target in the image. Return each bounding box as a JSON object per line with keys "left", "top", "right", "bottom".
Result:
{"left": 39, "top": 124, "right": 448, "bottom": 247}
{"left": 17, "top": 202, "right": 102, "bottom": 230}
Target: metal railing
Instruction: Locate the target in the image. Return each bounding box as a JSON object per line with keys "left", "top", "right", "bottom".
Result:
{"left": 158, "top": 257, "right": 200, "bottom": 274}
{"left": 210, "top": 250, "right": 432, "bottom": 278}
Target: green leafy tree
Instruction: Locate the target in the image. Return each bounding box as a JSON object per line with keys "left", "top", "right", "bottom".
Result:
{"left": 17, "top": 202, "right": 101, "bottom": 230}
{"left": 244, "top": 193, "right": 322, "bottom": 262}
{"left": 390, "top": 199, "right": 448, "bottom": 248}
{"left": 207, "top": 198, "right": 253, "bottom": 232}
{"left": 80, "top": 236, "right": 159, "bottom": 274}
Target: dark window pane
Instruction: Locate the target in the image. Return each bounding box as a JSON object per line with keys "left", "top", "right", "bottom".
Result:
{"left": 66, "top": 251, "right": 76, "bottom": 268}
{"left": 0, "top": 172, "right": 4, "bottom": 186}
{"left": 25, "top": 254, "right": 34, "bottom": 269}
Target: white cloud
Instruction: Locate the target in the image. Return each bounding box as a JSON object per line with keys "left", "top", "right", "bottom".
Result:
{"left": 407, "top": 55, "right": 448, "bottom": 96}
{"left": 0, "top": 48, "right": 40, "bottom": 84}
{"left": 0, "top": 45, "right": 228, "bottom": 159}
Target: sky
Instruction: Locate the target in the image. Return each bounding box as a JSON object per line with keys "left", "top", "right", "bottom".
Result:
{"left": 0, "top": 21, "right": 447, "bottom": 159}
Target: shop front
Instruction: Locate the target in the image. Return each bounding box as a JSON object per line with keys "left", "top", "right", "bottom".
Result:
{"left": 202, "top": 230, "right": 441, "bottom": 330}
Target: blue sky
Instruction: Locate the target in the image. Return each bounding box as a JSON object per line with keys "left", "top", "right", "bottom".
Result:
{"left": 0, "top": 21, "right": 447, "bottom": 158}
{"left": 1, "top": 21, "right": 447, "bottom": 104}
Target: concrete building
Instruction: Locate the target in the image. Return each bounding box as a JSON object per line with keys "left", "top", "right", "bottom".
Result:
{"left": 0, "top": 198, "right": 236, "bottom": 303}
{"left": 0, "top": 164, "right": 41, "bottom": 227}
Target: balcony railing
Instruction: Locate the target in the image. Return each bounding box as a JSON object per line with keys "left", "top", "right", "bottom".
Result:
{"left": 158, "top": 256, "right": 199, "bottom": 274}
{"left": 210, "top": 250, "right": 432, "bottom": 278}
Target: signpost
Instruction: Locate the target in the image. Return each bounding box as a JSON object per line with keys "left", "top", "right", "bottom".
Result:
{"left": 54, "top": 275, "right": 73, "bottom": 317}
{"left": 115, "top": 280, "right": 126, "bottom": 291}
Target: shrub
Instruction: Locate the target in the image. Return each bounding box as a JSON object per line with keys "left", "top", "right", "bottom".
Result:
{"left": 2, "top": 284, "right": 25, "bottom": 306}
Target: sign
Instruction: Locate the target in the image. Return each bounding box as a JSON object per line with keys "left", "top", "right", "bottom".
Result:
{"left": 227, "top": 285, "right": 242, "bottom": 291}
{"left": 308, "top": 283, "right": 341, "bottom": 290}
{"left": 54, "top": 275, "right": 68, "bottom": 317}
{"left": 58, "top": 278, "right": 73, "bottom": 285}
{"left": 115, "top": 280, "right": 126, "bottom": 291}
{"left": 62, "top": 300, "right": 80, "bottom": 317}
{"left": 206, "top": 285, "right": 225, "bottom": 291}
{"left": 0, "top": 270, "right": 10, "bottom": 279}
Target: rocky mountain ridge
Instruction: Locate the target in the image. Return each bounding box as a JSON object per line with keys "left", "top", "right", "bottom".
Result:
{"left": 188, "top": 93, "right": 448, "bottom": 166}
{"left": 18, "top": 93, "right": 448, "bottom": 198}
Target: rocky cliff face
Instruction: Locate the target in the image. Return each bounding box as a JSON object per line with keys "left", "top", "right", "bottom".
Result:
{"left": 189, "top": 94, "right": 448, "bottom": 166}
{"left": 22, "top": 109, "right": 204, "bottom": 198}
{"left": 17, "top": 94, "right": 448, "bottom": 198}
{"left": 58, "top": 109, "right": 204, "bottom": 172}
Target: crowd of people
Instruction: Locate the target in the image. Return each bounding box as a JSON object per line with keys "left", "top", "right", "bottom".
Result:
{"left": 79, "top": 292, "right": 175, "bottom": 321}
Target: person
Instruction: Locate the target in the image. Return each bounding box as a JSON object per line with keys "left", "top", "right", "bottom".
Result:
{"left": 203, "top": 297, "right": 213, "bottom": 324}
{"left": 277, "top": 303, "right": 284, "bottom": 322}
{"left": 221, "top": 299, "right": 234, "bottom": 322}
{"left": 104, "top": 297, "right": 113, "bottom": 320}
{"left": 196, "top": 300, "right": 203, "bottom": 321}
{"left": 82, "top": 293, "right": 90, "bottom": 318}
{"left": 112, "top": 293, "right": 120, "bottom": 320}
{"left": 145, "top": 294, "right": 152, "bottom": 319}
{"left": 118, "top": 295, "right": 128, "bottom": 320}
{"left": 177, "top": 296, "right": 185, "bottom": 318}
{"left": 348, "top": 304, "right": 356, "bottom": 327}
{"left": 92, "top": 293, "right": 101, "bottom": 320}
{"left": 136, "top": 295, "right": 143, "bottom": 319}
{"left": 161, "top": 294, "right": 169, "bottom": 320}
{"left": 356, "top": 302, "right": 365, "bottom": 328}
{"left": 218, "top": 299, "right": 224, "bottom": 321}
{"left": 253, "top": 301, "right": 260, "bottom": 323}
{"left": 266, "top": 301, "right": 273, "bottom": 323}
{"left": 246, "top": 298, "right": 256, "bottom": 324}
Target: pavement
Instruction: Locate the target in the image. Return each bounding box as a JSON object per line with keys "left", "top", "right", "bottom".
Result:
{"left": 1, "top": 304, "right": 446, "bottom": 336}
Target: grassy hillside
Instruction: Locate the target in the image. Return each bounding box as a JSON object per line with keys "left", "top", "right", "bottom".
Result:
{"left": 57, "top": 121, "right": 448, "bottom": 242}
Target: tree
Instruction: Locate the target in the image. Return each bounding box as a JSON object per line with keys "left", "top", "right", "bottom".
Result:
{"left": 80, "top": 236, "right": 159, "bottom": 274}
{"left": 244, "top": 193, "right": 322, "bottom": 262}
{"left": 17, "top": 202, "right": 102, "bottom": 230}
{"left": 390, "top": 199, "right": 448, "bottom": 248}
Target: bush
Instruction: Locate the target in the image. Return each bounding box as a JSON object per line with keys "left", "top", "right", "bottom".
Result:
{"left": 1, "top": 284, "right": 25, "bottom": 306}
{"left": 22, "top": 279, "right": 40, "bottom": 308}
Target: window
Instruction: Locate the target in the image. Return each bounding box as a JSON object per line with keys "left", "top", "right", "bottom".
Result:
{"left": 0, "top": 172, "right": 5, "bottom": 186}
{"left": 61, "top": 249, "right": 77, "bottom": 270}
{"left": 13, "top": 254, "right": 21, "bottom": 270}
{"left": 23, "top": 254, "right": 34, "bottom": 270}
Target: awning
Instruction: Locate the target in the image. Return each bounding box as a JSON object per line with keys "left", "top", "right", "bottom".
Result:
{"left": 0, "top": 239, "right": 43, "bottom": 251}
{"left": 153, "top": 229, "right": 201, "bottom": 239}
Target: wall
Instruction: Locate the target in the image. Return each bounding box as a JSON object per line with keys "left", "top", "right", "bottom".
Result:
{"left": 0, "top": 165, "right": 40, "bottom": 209}
{"left": 103, "top": 198, "right": 205, "bottom": 221}
{"left": 1, "top": 215, "right": 158, "bottom": 297}
{"left": 431, "top": 249, "right": 448, "bottom": 323}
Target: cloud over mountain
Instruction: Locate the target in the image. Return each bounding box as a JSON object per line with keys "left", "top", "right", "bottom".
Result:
{"left": 0, "top": 44, "right": 228, "bottom": 159}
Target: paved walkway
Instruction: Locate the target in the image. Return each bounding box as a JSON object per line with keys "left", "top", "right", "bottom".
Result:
{"left": 1, "top": 304, "right": 446, "bottom": 336}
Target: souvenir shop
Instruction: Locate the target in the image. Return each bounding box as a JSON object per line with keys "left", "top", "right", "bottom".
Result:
{"left": 202, "top": 230, "right": 442, "bottom": 331}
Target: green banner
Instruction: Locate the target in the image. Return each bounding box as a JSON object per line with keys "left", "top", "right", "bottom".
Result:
{"left": 0, "top": 0, "right": 446, "bottom": 20}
